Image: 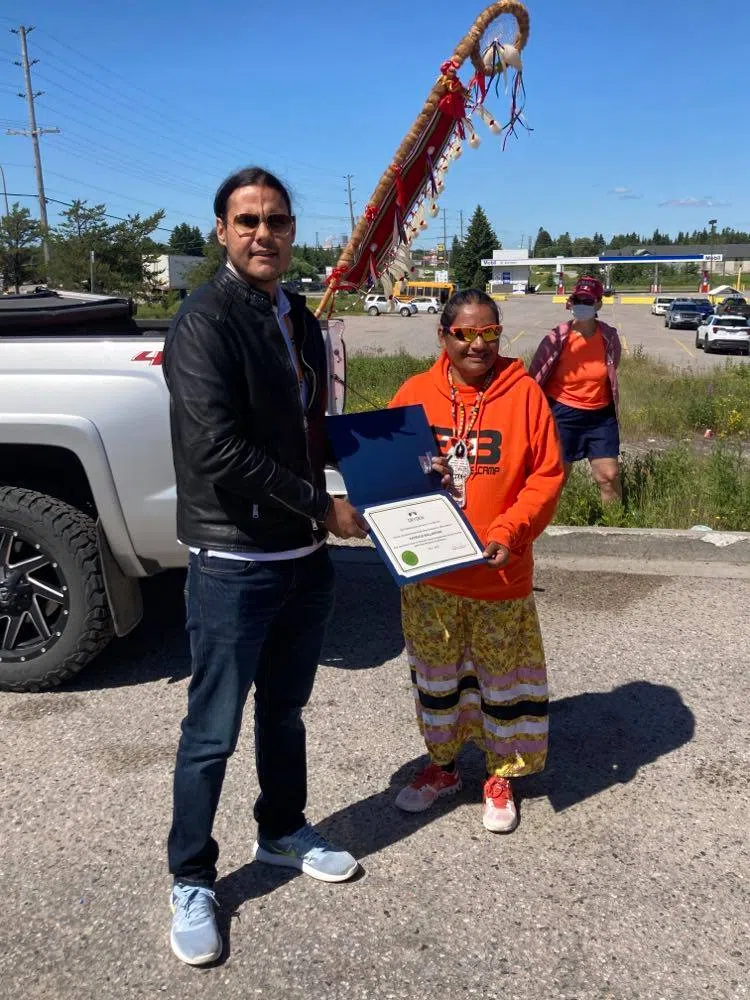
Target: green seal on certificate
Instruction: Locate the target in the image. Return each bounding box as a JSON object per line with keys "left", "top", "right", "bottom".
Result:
{"left": 401, "top": 550, "right": 419, "bottom": 567}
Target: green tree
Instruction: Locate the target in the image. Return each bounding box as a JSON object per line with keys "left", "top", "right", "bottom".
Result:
{"left": 532, "top": 227, "right": 553, "bottom": 257}
{"left": 187, "top": 229, "right": 224, "bottom": 290}
{"left": 168, "top": 222, "right": 205, "bottom": 256}
{"left": 0, "top": 203, "right": 42, "bottom": 293}
{"left": 471, "top": 265, "right": 489, "bottom": 291}
{"left": 556, "top": 232, "right": 572, "bottom": 257}
{"left": 454, "top": 205, "right": 499, "bottom": 289}
{"left": 49, "top": 199, "right": 165, "bottom": 294}
{"left": 285, "top": 256, "right": 317, "bottom": 281}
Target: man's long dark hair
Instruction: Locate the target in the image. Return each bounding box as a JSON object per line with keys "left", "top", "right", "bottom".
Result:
{"left": 213, "top": 167, "right": 293, "bottom": 220}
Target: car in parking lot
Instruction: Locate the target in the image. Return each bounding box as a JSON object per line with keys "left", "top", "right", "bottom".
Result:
{"left": 409, "top": 296, "right": 441, "bottom": 314}
{"left": 665, "top": 301, "right": 702, "bottom": 329}
{"left": 696, "top": 314, "right": 750, "bottom": 355}
{"left": 691, "top": 298, "right": 714, "bottom": 320}
{"left": 651, "top": 295, "right": 675, "bottom": 316}
{"left": 364, "top": 294, "right": 417, "bottom": 317}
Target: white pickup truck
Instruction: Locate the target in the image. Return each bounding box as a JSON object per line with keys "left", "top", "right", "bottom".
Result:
{"left": 0, "top": 289, "right": 346, "bottom": 691}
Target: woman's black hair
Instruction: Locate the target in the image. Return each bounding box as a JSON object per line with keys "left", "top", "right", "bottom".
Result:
{"left": 213, "top": 167, "right": 293, "bottom": 220}
{"left": 439, "top": 288, "right": 501, "bottom": 328}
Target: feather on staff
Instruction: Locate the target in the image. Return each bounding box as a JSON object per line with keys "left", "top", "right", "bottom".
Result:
{"left": 315, "top": 1, "right": 530, "bottom": 319}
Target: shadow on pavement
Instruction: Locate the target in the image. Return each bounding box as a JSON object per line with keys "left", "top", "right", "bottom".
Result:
{"left": 214, "top": 755, "right": 462, "bottom": 962}
{"left": 71, "top": 555, "right": 403, "bottom": 690}
{"left": 517, "top": 680, "right": 696, "bottom": 811}
{"left": 215, "top": 679, "right": 695, "bottom": 958}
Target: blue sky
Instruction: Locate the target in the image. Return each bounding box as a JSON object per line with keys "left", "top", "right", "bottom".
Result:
{"left": 1, "top": 1, "right": 747, "bottom": 251}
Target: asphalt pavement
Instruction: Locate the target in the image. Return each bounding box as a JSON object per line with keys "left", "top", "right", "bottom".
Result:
{"left": 1, "top": 550, "right": 748, "bottom": 1000}
{"left": 341, "top": 298, "right": 750, "bottom": 370}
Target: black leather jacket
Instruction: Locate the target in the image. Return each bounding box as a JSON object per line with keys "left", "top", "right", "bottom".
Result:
{"left": 163, "top": 265, "right": 331, "bottom": 553}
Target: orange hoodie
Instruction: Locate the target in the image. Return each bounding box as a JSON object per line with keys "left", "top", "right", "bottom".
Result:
{"left": 389, "top": 353, "right": 564, "bottom": 601}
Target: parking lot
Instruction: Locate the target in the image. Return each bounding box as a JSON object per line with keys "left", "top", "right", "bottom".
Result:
{"left": 340, "top": 297, "right": 749, "bottom": 369}
{"left": 2, "top": 552, "right": 748, "bottom": 1000}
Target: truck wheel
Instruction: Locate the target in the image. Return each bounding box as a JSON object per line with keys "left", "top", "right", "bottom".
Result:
{"left": 0, "top": 487, "right": 114, "bottom": 691}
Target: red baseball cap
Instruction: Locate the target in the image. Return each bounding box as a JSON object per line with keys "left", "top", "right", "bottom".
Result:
{"left": 571, "top": 276, "right": 604, "bottom": 302}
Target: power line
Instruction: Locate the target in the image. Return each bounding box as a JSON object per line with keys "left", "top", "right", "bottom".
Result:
{"left": 34, "top": 30, "right": 345, "bottom": 182}
{"left": 4, "top": 190, "right": 181, "bottom": 235}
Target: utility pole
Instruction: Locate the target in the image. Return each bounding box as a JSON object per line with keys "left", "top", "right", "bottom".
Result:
{"left": 708, "top": 218, "right": 717, "bottom": 277}
{"left": 459, "top": 210, "right": 464, "bottom": 242}
{"left": 8, "top": 26, "right": 60, "bottom": 270}
{"left": 442, "top": 208, "right": 448, "bottom": 261}
{"left": 344, "top": 174, "right": 356, "bottom": 232}
{"left": 0, "top": 163, "right": 9, "bottom": 216}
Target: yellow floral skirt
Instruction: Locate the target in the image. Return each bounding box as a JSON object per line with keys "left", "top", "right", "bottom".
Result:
{"left": 401, "top": 584, "right": 548, "bottom": 778}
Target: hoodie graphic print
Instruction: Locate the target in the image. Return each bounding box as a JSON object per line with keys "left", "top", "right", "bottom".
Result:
{"left": 389, "top": 353, "right": 564, "bottom": 601}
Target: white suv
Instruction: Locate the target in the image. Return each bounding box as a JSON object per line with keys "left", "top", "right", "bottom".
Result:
{"left": 410, "top": 296, "right": 441, "bottom": 314}
{"left": 696, "top": 314, "right": 750, "bottom": 355}
{"left": 651, "top": 296, "right": 674, "bottom": 316}
{"left": 364, "top": 294, "right": 417, "bottom": 317}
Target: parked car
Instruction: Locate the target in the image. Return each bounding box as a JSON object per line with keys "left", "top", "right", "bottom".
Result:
{"left": 665, "top": 301, "right": 702, "bottom": 329}
{"left": 651, "top": 295, "right": 675, "bottom": 316}
{"left": 691, "top": 298, "right": 714, "bottom": 319}
{"left": 409, "top": 296, "right": 441, "bottom": 314}
{"left": 696, "top": 314, "right": 750, "bottom": 355}
{"left": 364, "top": 294, "right": 417, "bottom": 317}
{"left": 0, "top": 290, "right": 348, "bottom": 691}
{"left": 715, "top": 295, "right": 750, "bottom": 318}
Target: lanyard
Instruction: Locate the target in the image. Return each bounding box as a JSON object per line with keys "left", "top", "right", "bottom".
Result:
{"left": 447, "top": 366, "right": 493, "bottom": 443}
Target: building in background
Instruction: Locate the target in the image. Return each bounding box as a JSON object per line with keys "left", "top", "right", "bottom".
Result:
{"left": 144, "top": 254, "right": 203, "bottom": 295}
{"left": 483, "top": 248, "right": 531, "bottom": 294}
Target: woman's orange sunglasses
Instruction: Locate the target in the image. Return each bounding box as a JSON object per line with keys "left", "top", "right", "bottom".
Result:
{"left": 441, "top": 324, "right": 503, "bottom": 344}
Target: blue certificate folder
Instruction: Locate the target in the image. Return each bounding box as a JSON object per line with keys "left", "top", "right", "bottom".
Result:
{"left": 325, "top": 405, "right": 486, "bottom": 585}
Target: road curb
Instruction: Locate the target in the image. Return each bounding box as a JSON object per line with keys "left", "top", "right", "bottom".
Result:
{"left": 330, "top": 526, "right": 750, "bottom": 579}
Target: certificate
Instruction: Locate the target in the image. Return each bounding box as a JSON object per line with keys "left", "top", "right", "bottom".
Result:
{"left": 326, "top": 404, "right": 488, "bottom": 585}
{"left": 363, "top": 493, "right": 486, "bottom": 581}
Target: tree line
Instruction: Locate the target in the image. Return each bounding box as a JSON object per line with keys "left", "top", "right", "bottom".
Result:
{"left": 532, "top": 226, "right": 750, "bottom": 284}
{"left": 0, "top": 202, "right": 344, "bottom": 296}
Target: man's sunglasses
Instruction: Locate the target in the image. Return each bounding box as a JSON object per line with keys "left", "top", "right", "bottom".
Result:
{"left": 229, "top": 213, "right": 295, "bottom": 238}
{"left": 442, "top": 324, "right": 503, "bottom": 344}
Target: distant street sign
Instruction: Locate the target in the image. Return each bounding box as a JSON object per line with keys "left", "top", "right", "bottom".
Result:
{"left": 434, "top": 269, "right": 449, "bottom": 282}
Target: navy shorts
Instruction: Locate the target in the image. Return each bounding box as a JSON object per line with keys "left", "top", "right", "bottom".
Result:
{"left": 547, "top": 398, "right": 620, "bottom": 463}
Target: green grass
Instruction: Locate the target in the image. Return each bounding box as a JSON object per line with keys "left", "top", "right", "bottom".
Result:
{"left": 346, "top": 350, "right": 750, "bottom": 530}
{"left": 618, "top": 352, "right": 750, "bottom": 439}
{"left": 346, "top": 352, "right": 434, "bottom": 410}
{"left": 554, "top": 445, "right": 750, "bottom": 531}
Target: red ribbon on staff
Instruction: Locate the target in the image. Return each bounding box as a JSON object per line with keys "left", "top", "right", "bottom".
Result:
{"left": 391, "top": 163, "right": 407, "bottom": 212}
{"left": 438, "top": 56, "right": 467, "bottom": 120}
{"left": 325, "top": 266, "right": 348, "bottom": 287}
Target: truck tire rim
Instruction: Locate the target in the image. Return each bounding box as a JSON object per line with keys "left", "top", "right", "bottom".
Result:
{"left": 0, "top": 527, "right": 69, "bottom": 663}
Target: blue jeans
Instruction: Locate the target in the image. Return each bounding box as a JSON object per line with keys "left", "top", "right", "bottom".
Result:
{"left": 168, "top": 546, "right": 335, "bottom": 886}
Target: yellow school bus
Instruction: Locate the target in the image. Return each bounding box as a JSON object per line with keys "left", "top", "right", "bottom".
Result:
{"left": 395, "top": 280, "right": 456, "bottom": 305}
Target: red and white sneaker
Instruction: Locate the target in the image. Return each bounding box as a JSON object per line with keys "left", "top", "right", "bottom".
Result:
{"left": 395, "top": 762, "right": 462, "bottom": 813}
{"left": 482, "top": 776, "right": 518, "bottom": 833}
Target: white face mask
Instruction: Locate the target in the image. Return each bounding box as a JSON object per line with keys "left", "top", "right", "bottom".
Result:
{"left": 571, "top": 302, "right": 597, "bottom": 321}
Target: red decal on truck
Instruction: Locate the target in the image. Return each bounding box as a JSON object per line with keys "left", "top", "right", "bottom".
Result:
{"left": 131, "top": 350, "right": 163, "bottom": 366}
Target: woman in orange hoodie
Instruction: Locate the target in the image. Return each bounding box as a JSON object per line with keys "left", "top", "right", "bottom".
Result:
{"left": 389, "top": 289, "right": 564, "bottom": 833}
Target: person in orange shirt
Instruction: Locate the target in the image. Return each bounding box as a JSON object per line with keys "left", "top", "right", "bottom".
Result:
{"left": 529, "top": 275, "right": 623, "bottom": 503}
{"left": 389, "top": 289, "right": 564, "bottom": 833}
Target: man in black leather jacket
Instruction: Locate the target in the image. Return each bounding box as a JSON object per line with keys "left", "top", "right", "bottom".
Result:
{"left": 163, "top": 167, "right": 368, "bottom": 966}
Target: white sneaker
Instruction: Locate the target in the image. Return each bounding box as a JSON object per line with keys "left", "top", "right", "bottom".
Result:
{"left": 482, "top": 776, "right": 518, "bottom": 833}
{"left": 170, "top": 883, "right": 222, "bottom": 966}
